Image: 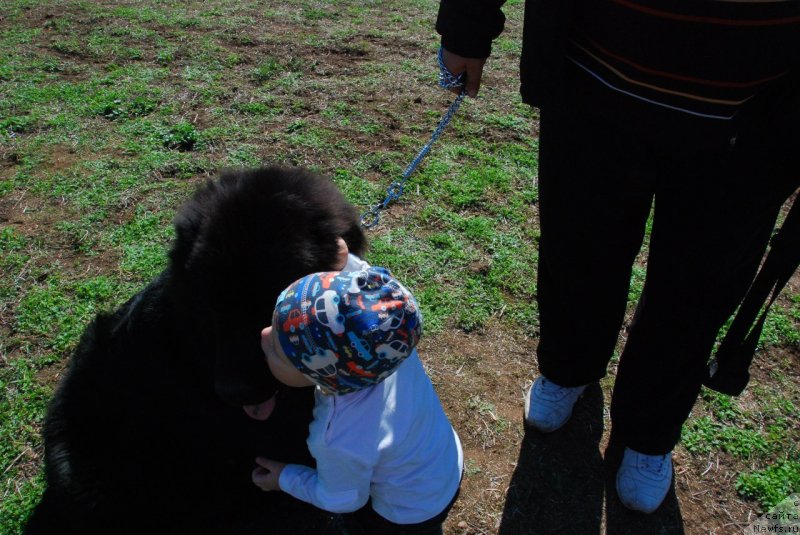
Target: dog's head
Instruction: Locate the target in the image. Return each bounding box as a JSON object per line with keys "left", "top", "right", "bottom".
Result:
{"left": 169, "top": 167, "right": 366, "bottom": 406}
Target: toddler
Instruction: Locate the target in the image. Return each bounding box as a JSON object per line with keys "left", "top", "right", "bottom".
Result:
{"left": 252, "top": 253, "right": 463, "bottom": 534}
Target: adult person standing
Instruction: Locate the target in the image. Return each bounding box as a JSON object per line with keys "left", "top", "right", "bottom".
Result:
{"left": 436, "top": 0, "right": 800, "bottom": 514}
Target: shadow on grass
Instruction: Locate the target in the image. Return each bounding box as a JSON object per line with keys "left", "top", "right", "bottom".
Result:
{"left": 499, "top": 383, "right": 605, "bottom": 533}
{"left": 498, "top": 384, "right": 686, "bottom": 534}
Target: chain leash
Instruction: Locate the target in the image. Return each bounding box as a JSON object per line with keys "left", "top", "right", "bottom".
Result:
{"left": 360, "top": 48, "right": 467, "bottom": 229}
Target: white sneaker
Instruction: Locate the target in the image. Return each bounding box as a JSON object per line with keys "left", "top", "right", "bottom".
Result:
{"left": 616, "top": 448, "right": 673, "bottom": 514}
{"left": 523, "top": 375, "right": 587, "bottom": 432}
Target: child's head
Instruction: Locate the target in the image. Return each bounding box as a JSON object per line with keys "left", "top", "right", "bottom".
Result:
{"left": 263, "top": 267, "right": 422, "bottom": 394}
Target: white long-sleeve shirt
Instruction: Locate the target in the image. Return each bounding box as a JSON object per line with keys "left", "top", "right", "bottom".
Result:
{"left": 278, "top": 256, "right": 463, "bottom": 524}
{"left": 279, "top": 353, "right": 463, "bottom": 523}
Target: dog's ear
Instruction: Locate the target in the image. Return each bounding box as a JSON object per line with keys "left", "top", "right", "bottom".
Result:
{"left": 169, "top": 178, "right": 217, "bottom": 275}
{"left": 341, "top": 219, "right": 367, "bottom": 258}
{"left": 310, "top": 173, "right": 367, "bottom": 258}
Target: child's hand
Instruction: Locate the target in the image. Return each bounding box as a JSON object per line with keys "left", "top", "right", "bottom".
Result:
{"left": 251, "top": 457, "right": 286, "bottom": 491}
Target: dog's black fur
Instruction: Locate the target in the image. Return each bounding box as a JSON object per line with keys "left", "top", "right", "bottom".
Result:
{"left": 24, "top": 167, "right": 366, "bottom": 534}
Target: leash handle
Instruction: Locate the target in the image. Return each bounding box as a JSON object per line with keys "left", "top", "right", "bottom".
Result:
{"left": 360, "top": 48, "right": 467, "bottom": 229}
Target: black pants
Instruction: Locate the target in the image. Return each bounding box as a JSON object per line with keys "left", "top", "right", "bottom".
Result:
{"left": 338, "top": 487, "right": 460, "bottom": 535}
{"left": 535, "top": 87, "right": 799, "bottom": 454}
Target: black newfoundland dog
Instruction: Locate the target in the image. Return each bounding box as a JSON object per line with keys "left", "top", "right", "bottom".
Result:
{"left": 25, "top": 167, "right": 366, "bottom": 534}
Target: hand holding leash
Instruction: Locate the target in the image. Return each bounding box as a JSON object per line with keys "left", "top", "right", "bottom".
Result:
{"left": 439, "top": 47, "right": 486, "bottom": 98}
{"left": 360, "top": 48, "right": 468, "bottom": 229}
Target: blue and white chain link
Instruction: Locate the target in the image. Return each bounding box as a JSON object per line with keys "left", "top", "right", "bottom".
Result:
{"left": 360, "top": 48, "right": 467, "bottom": 229}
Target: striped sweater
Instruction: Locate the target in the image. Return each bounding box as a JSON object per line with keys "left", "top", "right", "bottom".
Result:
{"left": 567, "top": 0, "right": 800, "bottom": 120}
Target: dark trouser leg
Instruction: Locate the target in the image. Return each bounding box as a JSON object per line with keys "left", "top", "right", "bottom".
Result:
{"left": 341, "top": 509, "right": 444, "bottom": 535}
{"left": 610, "top": 143, "right": 797, "bottom": 455}
{"left": 536, "top": 105, "right": 654, "bottom": 387}
{"left": 340, "top": 488, "right": 459, "bottom": 535}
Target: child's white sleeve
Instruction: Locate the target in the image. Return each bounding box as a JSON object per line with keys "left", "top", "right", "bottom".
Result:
{"left": 343, "top": 253, "right": 370, "bottom": 272}
{"left": 278, "top": 455, "right": 372, "bottom": 513}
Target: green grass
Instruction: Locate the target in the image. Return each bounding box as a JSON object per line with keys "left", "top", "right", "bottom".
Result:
{"left": 682, "top": 416, "right": 770, "bottom": 460}
{"left": 737, "top": 460, "right": 800, "bottom": 509}
{"left": 682, "top": 384, "right": 800, "bottom": 508}
{"left": 0, "top": 0, "right": 798, "bottom": 532}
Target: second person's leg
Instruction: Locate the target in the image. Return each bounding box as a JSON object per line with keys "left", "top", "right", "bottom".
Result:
{"left": 529, "top": 102, "right": 654, "bottom": 430}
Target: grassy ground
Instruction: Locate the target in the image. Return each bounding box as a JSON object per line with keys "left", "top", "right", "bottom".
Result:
{"left": 1, "top": 1, "right": 798, "bottom": 533}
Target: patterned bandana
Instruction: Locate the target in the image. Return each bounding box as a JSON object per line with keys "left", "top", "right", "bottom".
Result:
{"left": 274, "top": 267, "right": 422, "bottom": 394}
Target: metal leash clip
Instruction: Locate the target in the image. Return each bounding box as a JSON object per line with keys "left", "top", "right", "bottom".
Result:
{"left": 360, "top": 48, "right": 467, "bottom": 229}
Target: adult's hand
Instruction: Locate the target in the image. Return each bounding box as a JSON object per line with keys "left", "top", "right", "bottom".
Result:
{"left": 441, "top": 48, "right": 487, "bottom": 98}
